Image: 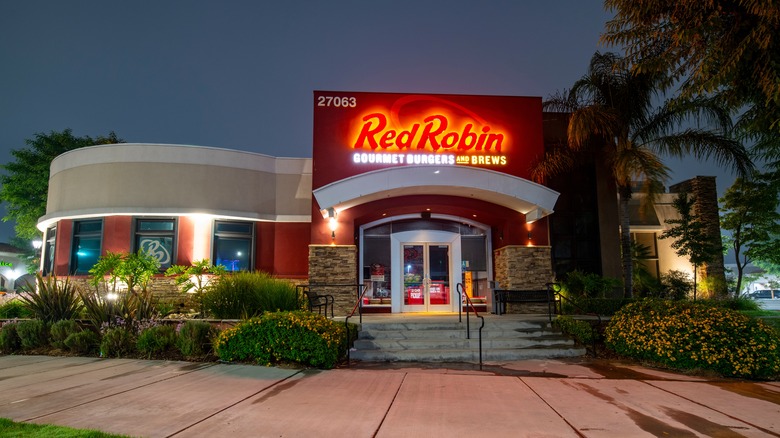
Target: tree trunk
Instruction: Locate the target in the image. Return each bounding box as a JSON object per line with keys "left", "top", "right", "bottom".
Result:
{"left": 619, "top": 185, "right": 633, "bottom": 298}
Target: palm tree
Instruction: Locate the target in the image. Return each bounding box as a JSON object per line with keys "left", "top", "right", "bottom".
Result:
{"left": 534, "top": 52, "right": 752, "bottom": 298}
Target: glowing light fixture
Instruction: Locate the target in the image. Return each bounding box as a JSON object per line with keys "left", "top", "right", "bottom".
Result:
{"left": 327, "top": 208, "right": 337, "bottom": 240}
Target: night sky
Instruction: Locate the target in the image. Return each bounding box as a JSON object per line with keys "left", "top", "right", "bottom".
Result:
{"left": 0, "top": 1, "right": 738, "bottom": 244}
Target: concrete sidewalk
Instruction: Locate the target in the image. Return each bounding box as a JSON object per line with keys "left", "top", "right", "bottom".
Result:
{"left": 0, "top": 355, "right": 778, "bottom": 437}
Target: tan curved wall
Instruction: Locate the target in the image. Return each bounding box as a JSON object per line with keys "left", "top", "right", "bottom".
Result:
{"left": 40, "top": 144, "right": 312, "bottom": 228}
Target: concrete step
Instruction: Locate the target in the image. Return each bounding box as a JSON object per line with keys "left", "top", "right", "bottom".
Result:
{"left": 353, "top": 335, "right": 575, "bottom": 350}
{"left": 358, "top": 320, "right": 553, "bottom": 332}
{"left": 349, "top": 316, "right": 586, "bottom": 363}
{"left": 350, "top": 346, "right": 586, "bottom": 362}
{"left": 358, "top": 328, "right": 553, "bottom": 340}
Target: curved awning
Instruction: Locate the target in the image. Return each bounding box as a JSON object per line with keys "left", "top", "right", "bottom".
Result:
{"left": 313, "top": 165, "right": 558, "bottom": 222}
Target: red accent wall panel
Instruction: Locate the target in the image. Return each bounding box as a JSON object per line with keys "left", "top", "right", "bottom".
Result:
{"left": 103, "top": 216, "right": 131, "bottom": 254}
{"left": 176, "top": 217, "right": 195, "bottom": 265}
{"left": 54, "top": 220, "right": 72, "bottom": 276}
{"left": 256, "top": 222, "right": 310, "bottom": 278}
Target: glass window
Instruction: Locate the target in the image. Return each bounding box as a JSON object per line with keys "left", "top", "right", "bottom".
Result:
{"left": 134, "top": 218, "right": 176, "bottom": 270}
{"left": 71, "top": 219, "right": 102, "bottom": 275}
{"left": 213, "top": 220, "right": 254, "bottom": 271}
{"left": 42, "top": 226, "right": 57, "bottom": 275}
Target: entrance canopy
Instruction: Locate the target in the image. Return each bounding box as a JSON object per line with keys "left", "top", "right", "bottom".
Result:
{"left": 313, "top": 165, "right": 559, "bottom": 221}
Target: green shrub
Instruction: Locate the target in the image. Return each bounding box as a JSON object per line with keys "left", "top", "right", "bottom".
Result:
{"left": 50, "top": 319, "right": 81, "bottom": 350}
{"left": 203, "top": 271, "right": 300, "bottom": 319}
{"left": 214, "top": 311, "right": 346, "bottom": 369}
{"left": 137, "top": 324, "right": 177, "bottom": 358}
{"left": 176, "top": 320, "right": 215, "bottom": 357}
{"left": 605, "top": 299, "right": 780, "bottom": 379}
{"left": 563, "top": 298, "right": 635, "bottom": 316}
{"left": 64, "top": 330, "right": 100, "bottom": 355}
{"left": 560, "top": 270, "right": 621, "bottom": 299}
{"left": 758, "top": 317, "right": 780, "bottom": 334}
{"left": 258, "top": 279, "right": 301, "bottom": 313}
{"left": 554, "top": 316, "right": 596, "bottom": 345}
{"left": 100, "top": 327, "right": 136, "bottom": 358}
{"left": 0, "top": 323, "right": 22, "bottom": 353}
{"left": 0, "top": 300, "right": 34, "bottom": 318}
{"left": 155, "top": 301, "right": 176, "bottom": 317}
{"left": 17, "top": 319, "right": 50, "bottom": 350}
{"left": 659, "top": 270, "right": 693, "bottom": 300}
{"left": 19, "top": 274, "right": 84, "bottom": 323}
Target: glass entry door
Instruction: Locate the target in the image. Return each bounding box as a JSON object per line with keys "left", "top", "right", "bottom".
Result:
{"left": 402, "top": 243, "right": 451, "bottom": 312}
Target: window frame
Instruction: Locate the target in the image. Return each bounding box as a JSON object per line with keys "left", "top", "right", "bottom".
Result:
{"left": 212, "top": 220, "right": 255, "bottom": 272}
{"left": 70, "top": 219, "right": 104, "bottom": 275}
{"left": 42, "top": 225, "right": 57, "bottom": 275}
{"left": 132, "top": 217, "right": 177, "bottom": 271}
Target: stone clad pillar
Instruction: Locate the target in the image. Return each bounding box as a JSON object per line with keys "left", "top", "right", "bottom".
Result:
{"left": 493, "top": 245, "right": 554, "bottom": 313}
{"left": 308, "top": 245, "right": 358, "bottom": 316}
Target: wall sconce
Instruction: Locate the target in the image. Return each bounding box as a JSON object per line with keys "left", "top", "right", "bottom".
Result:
{"left": 327, "top": 208, "right": 337, "bottom": 240}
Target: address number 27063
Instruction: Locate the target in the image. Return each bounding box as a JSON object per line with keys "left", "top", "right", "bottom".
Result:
{"left": 317, "top": 96, "right": 357, "bottom": 108}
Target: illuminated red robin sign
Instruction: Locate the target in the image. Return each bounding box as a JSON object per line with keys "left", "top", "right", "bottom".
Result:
{"left": 313, "top": 91, "right": 543, "bottom": 189}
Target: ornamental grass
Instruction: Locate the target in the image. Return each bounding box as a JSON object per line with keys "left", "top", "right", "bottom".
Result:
{"left": 605, "top": 299, "right": 780, "bottom": 379}
{"left": 214, "top": 311, "right": 346, "bottom": 369}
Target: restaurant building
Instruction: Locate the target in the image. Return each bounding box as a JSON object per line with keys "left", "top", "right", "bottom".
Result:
{"left": 36, "top": 91, "right": 719, "bottom": 314}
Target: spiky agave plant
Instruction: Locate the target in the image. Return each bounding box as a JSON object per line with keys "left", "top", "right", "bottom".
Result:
{"left": 19, "top": 273, "right": 83, "bottom": 323}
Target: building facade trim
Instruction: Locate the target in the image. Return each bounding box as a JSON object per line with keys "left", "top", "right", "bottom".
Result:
{"left": 313, "top": 165, "right": 559, "bottom": 218}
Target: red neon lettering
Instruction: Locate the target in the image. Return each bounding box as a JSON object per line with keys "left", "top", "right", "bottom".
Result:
{"left": 418, "top": 114, "right": 447, "bottom": 151}
{"left": 354, "top": 113, "right": 387, "bottom": 149}
{"left": 353, "top": 113, "right": 504, "bottom": 152}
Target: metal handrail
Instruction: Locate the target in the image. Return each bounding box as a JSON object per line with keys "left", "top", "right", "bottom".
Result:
{"left": 344, "top": 283, "right": 370, "bottom": 368}
{"left": 546, "top": 282, "right": 602, "bottom": 357}
{"left": 456, "top": 283, "right": 485, "bottom": 370}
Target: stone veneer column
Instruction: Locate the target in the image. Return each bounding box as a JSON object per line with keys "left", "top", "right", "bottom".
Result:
{"left": 308, "top": 245, "right": 358, "bottom": 316}
{"left": 668, "top": 176, "right": 726, "bottom": 296}
{"left": 494, "top": 245, "right": 553, "bottom": 313}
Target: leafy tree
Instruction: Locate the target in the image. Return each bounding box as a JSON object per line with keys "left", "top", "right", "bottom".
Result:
{"left": 720, "top": 170, "right": 780, "bottom": 295}
{"left": 601, "top": 1, "right": 780, "bottom": 151}
{"left": 533, "top": 51, "right": 751, "bottom": 298}
{"left": 0, "top": 129, "right": 122, "bottom": 241}
{"left": 661, "top": 192, "right": 717, "bottom": 299}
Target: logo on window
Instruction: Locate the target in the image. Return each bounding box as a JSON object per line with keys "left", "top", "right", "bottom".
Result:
{"left": 140, "top": 239, "right": 171, "bottom": 265}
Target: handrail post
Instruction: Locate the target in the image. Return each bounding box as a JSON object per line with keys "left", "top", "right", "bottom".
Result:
{"left": 457, "top": 286, "right": 462, "bottom": 323}
{"left": 457, "top": 282, "right": 483, "bottom": 370}
{"left": 345, "top": 283, "right": 370, "bottom": 368}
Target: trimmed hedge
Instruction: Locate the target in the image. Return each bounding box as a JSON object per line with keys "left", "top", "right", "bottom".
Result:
{"left": 215, "top": 311, "right": 346, "bottom": 369}
{"left": 554, "top": 316, "right": 596, "bottom": 345}
{"left": 0, "top": 323, "right": 21, "bottom": 353}
{"left": 605, "top": 299, "right": 780, "bottom": 379}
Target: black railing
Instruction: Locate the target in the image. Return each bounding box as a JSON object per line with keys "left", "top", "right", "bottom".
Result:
{"left": 344, "top": 283, "right": 370, "bottom": 368}
{"left": 456, "top": 283, "right": 485, "bottom": 370}
{"left": 547, "top": 282, "right": 602, "bottom": 357}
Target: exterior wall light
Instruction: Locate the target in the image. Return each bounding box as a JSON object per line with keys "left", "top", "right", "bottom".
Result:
{"left": 327, "top": 208, "right": 337, "bottom": 240}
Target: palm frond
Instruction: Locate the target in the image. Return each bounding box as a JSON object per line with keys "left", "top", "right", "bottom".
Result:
{"left": 568, "top": 105, "right": 619, "bottom": 148}
{"left": 648, "top": 129, "right": 752, "bottom": 176}
{"left": 529, "top": 148, "right": 577, "bottom": 182}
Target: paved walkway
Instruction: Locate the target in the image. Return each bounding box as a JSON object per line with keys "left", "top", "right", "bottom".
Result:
{"left": 0, "top": 355, "right": 778, "bottom": 437}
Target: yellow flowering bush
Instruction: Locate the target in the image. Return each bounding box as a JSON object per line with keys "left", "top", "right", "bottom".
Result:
{"left": 214, "top": 311, "right": 346, "bottom": 369}
{"left": 605, "top": 299, "right": 780, "bottom": 379}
